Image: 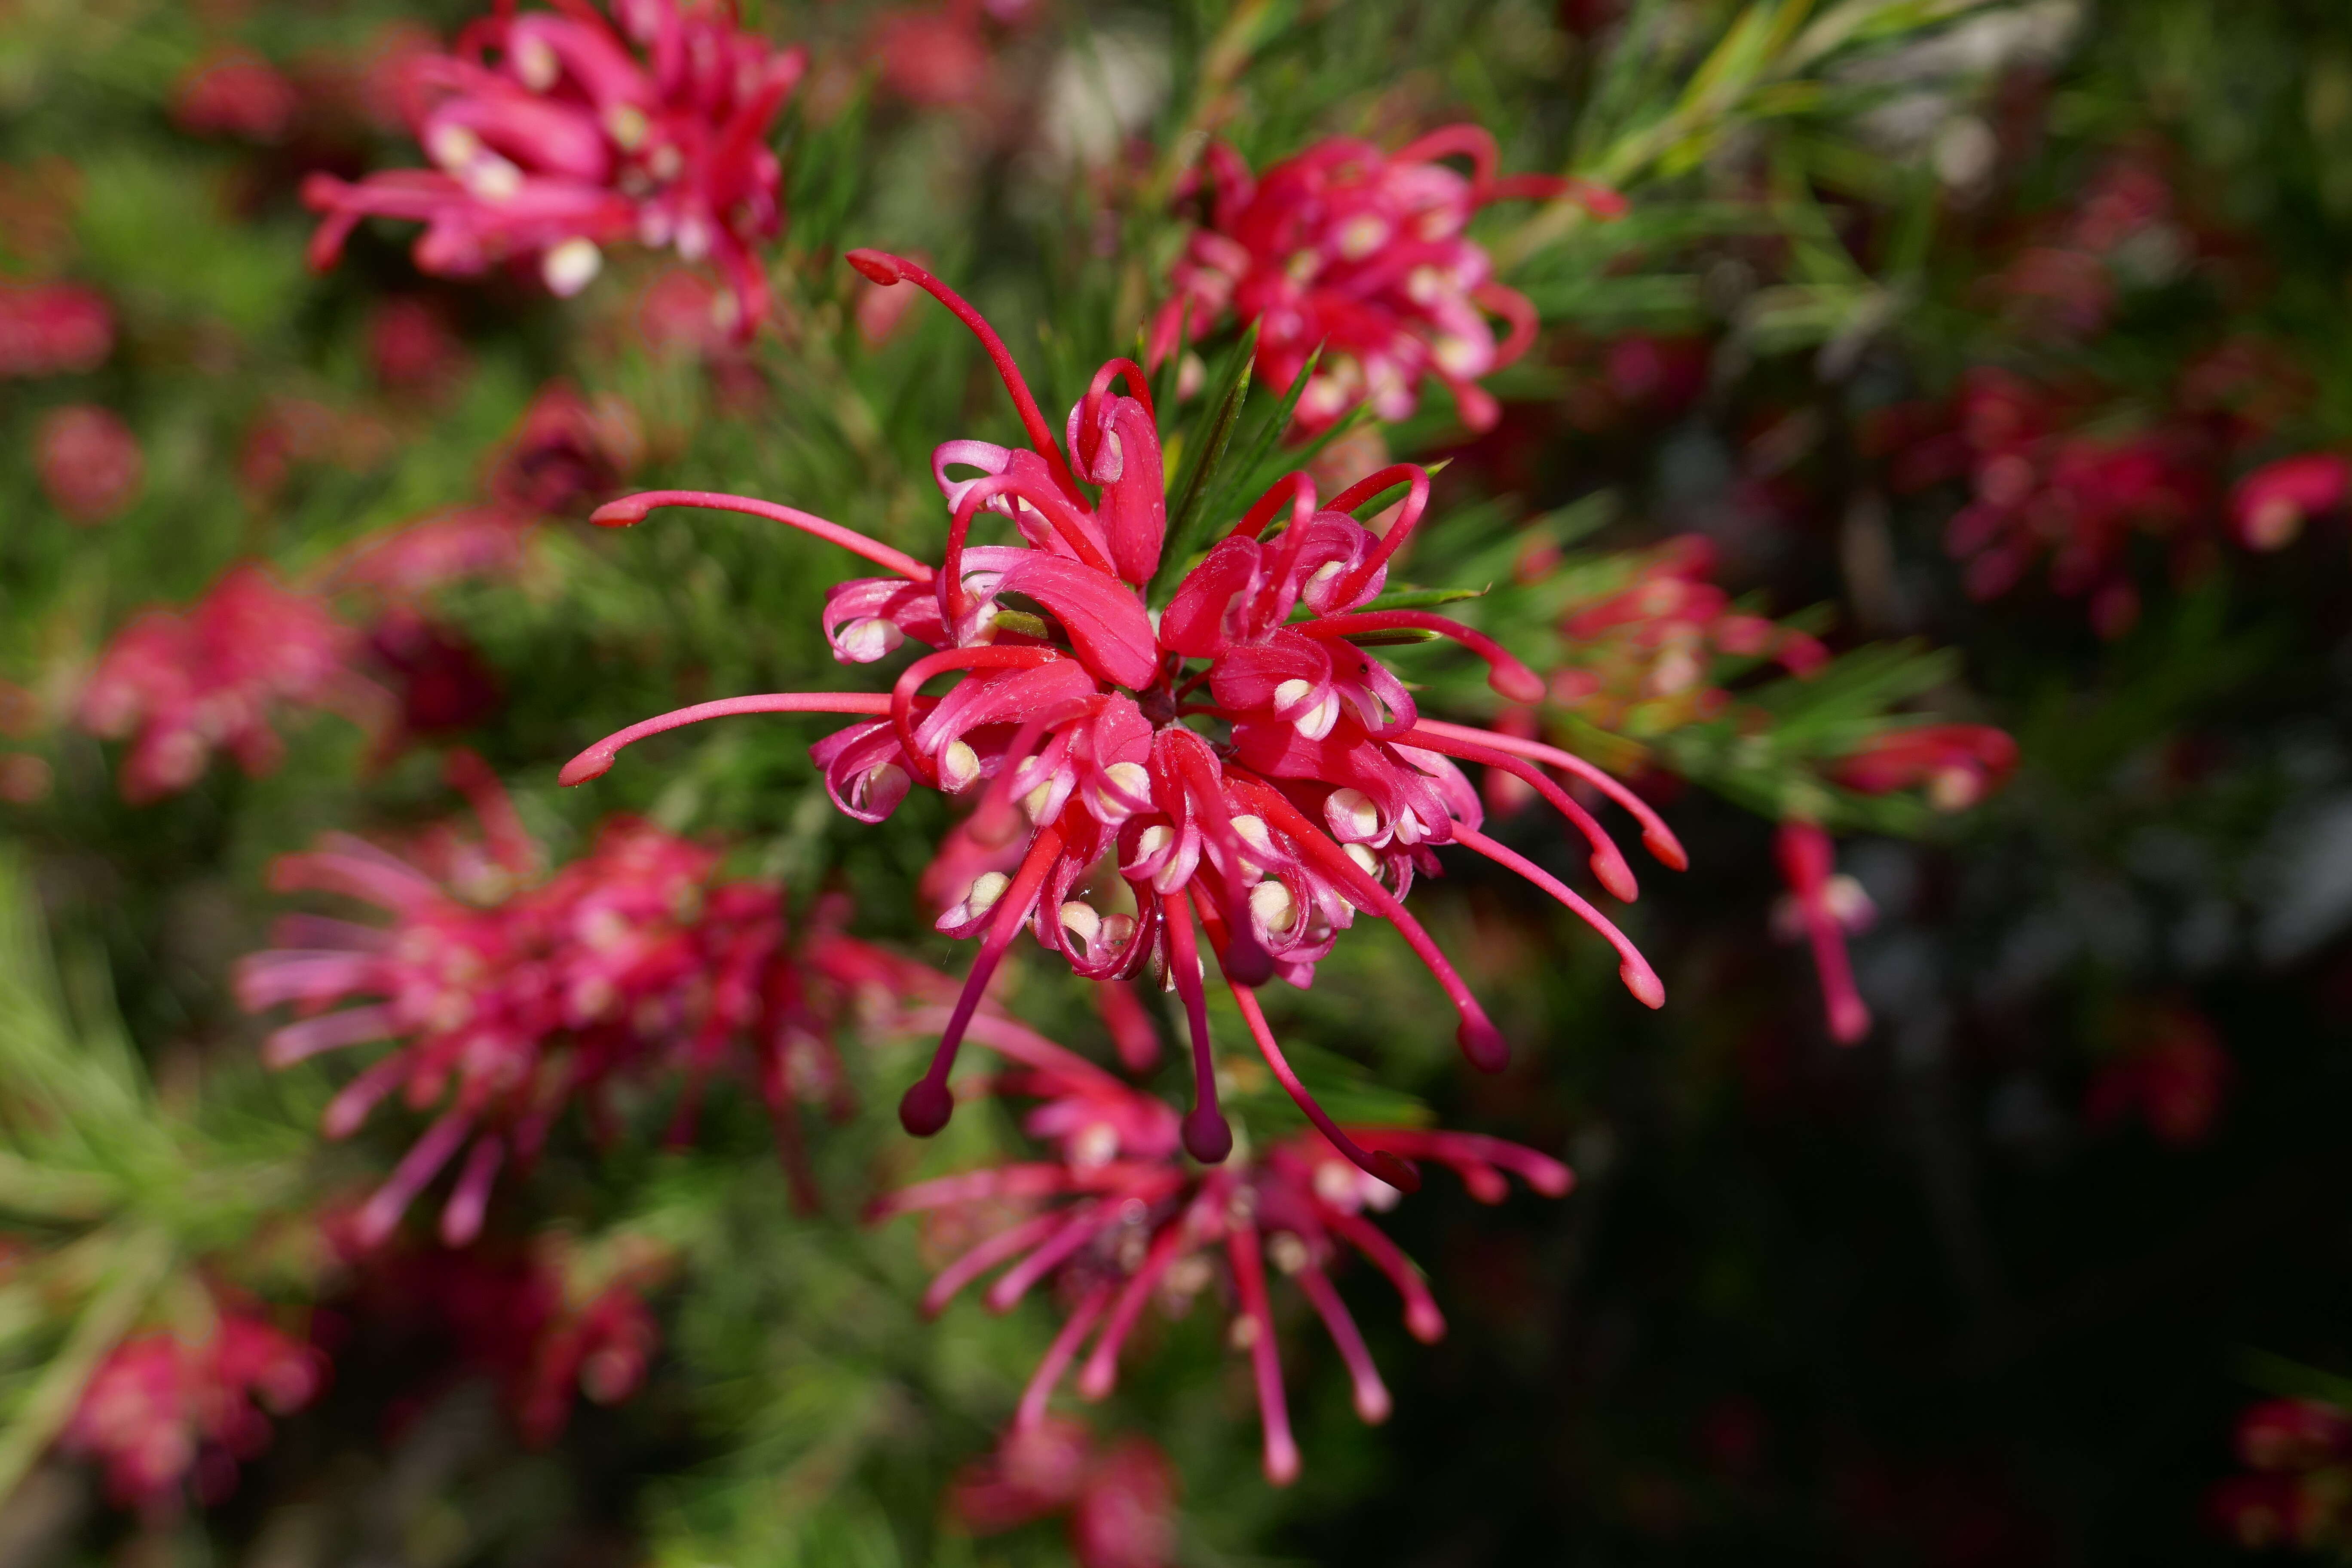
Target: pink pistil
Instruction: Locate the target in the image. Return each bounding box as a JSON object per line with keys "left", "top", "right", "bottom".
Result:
{"left": 1162, "top": 892, "right": 1234, "bottom": 1163}
{"left": 901, "top": 824, "right": 1068, "bottom": 1135}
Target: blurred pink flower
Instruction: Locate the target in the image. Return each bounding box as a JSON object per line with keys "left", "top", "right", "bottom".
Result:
{"left": 34, "top": 404, "right": 143, "bottom": 523}
{"left": 171, "top": 48, "right": 303, "bottom": 142}
{"left": 62, "top": 1309, "right": 324, "bottom": 1513}
{"left": 2230, "top": 452, "right": 2349, "bottom": 551}
{"left": 1772, "top": 822, "right": 1871, "bottom": 1045}
{"left": 367, "top": 297, "right": 469, "bottom": 396}
{"left": 487, "top": 380, "right": 642, "bottom": 517}
{"left": 239, "top": 754, "right": 897, "bottom": 1240}
{"left": 77, "top": 564, "right": 380, "bottom": 802}
{"left": 1831, "top": 724, "right": 2018, "bottom": 812}
{"left": 876, "top": 1013, "right": 1572, "bottom": 1484}
{"left": 2210, "top": 1398, "right": 2352, "bottom": 1551}
{"left": 1148, "top": 127, "right": 1621, "bottom": 435}
{"left": 566, "top": 251, "right": 1672, "bottom": 1182}
{"left": 1541, "top": 533, "right": 1826, "bottom": 731}
{"left": 303, "top": 0, "right": 805, "bottom": 336}
{"left": 0, "top": 281, "right": 113, "bottom": 377}
{"left": 2086, "top": 1003, "right": 2231, "bottom": 1148}
{"left": 952, "top": 1418, "right": 1179, "bottom": 1568}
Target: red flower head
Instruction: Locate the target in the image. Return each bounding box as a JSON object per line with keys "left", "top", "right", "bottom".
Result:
{"left": 1830, "top": 724, "right": 2019, "bottom": 812}
{"left": 1148, "top": 127, "right": 1622, "bottom": 436}
{"left": 564, "top": 251, "right": 1675, "bottom": 1185}
{"left": 62, "top": 1307, "right": 324, "bottom": 1513}
{"left": 34, "top": 403, "right": 144, "bottom": 524}
{"left": 1772, "top": 822, "right": 1871, "bottom": 1045}
{"left": 0, "top": 280, "right": 113, "bottom": 378}
{"left": 302, "top": 0, "right": 806, "bottom": 338}
{"left": 952, "top": 1417, "right": 1179, "bottom": 1568}
{"left": 237, "top": 753, "right": 877, "bottom": 1242}
{"left": 876, "top": 1015, "right": 1571, "bottom": 1484}
{"left": 2230, "top": 452, "right": 2350, "bottom": 551}
{"left": 76, "top": 563, "right": 380, "bottom": 803}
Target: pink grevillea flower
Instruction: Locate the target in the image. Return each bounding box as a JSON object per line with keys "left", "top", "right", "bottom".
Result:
{"left": 61, "top": 1308, "right": 324, "bottom": 1513}
{"left": 952, "top": 1418, "right": 1179, "bottom": 1568}
{"left": 1540, "top": 533, "right": 1827, "bottom": 732}
{"left": 34, "top": 403, "right": 143, "bottom": 523}
{"left": 2231, "top": 453, "right": 2350, "bottom": 551}
{"left": 302, "top": 0, "right": 805, "bottom": 337}
{"left": 1147, "top": 127, "right": 1622, "bottom": 435}
{"left": 171, "top": 48, "right": 302, "bottom": 142}
{"left": 873, "top": 1013, "right": 1571, "bottom": 1485}
{"left": 563, "top": 249, "right": 1675, "bottom": 1182}
{"left": 77, "top": 563, "right": 382, "bottom": 803}
{"left": 1830, "top": 724, "right": 2018, "bottom": 812}
{"left": 0, "top": 280, "right": 112, "bottom": 377}
{"left": 237, "top": 753, "right": 868, "bottom": 1240}
{"left": 1772, "top": 822, "right": 1871, "bottom": 1045}
{"left": 332, "top": 505, "right": 537, "bottom": 601}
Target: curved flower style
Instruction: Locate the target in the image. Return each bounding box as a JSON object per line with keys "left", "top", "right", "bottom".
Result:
{"left": 1147, "top": 127, "right": 1623, "bottom": 435}
{"left": 77, "top": 563, "right": 383, "bottom": 803}
{"left": 302, "top": 0, "right": 806, "bottom": 337}
{"left": 871, "top": 1012, "right": 1571, "bottom": 1484}
{"left": 1772, "top": 822, "right": 1872, "bottom": 1045}
{"left": 237, "top": 753, "right": 875, "bottom": 1242}
{"left": 563, "top": 250, "right": 1674, "bottom": 1182}
{"left": 62, "top": 1308, "right": 324, "bottom": 1512}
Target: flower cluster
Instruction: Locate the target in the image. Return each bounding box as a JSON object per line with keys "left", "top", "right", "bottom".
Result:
{"left": 952, "top": 1417, "right": 1179, "bottom": 1568}
{"left": 171, "top": 48, "right": 303, "bottom": 143}
{"left": 303, "top": 0, "right": 805, "bottom": 337}
{"left": 1148, "top": 128, "right": 1622, "bottom": 435}
{"left": 1878, "top": 368, "right": 2217, "bottom": 637}
{"left": 77, "top": 563, "right": 380, "bottom": 803}
{"left": 2210, "top": 1398, "right": 2352, "bottom": 1552}
{"left": 1537, "top": 533, "right": 1827, "bottom": 734}
{"left": 564, "top": 251, "right": 1672, "bottom": 1182}
{"left": 61, "top": 1308, "right": 324, "bottom": 1512}
{"left": 872, "top": 1012, "right": 1571, "bottom": 1483}
{"left": 238, "top": 753, "right": 877, "bottom": 1241}
{"left": 0, "top": 279, "right": 112, "bottom": 378}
